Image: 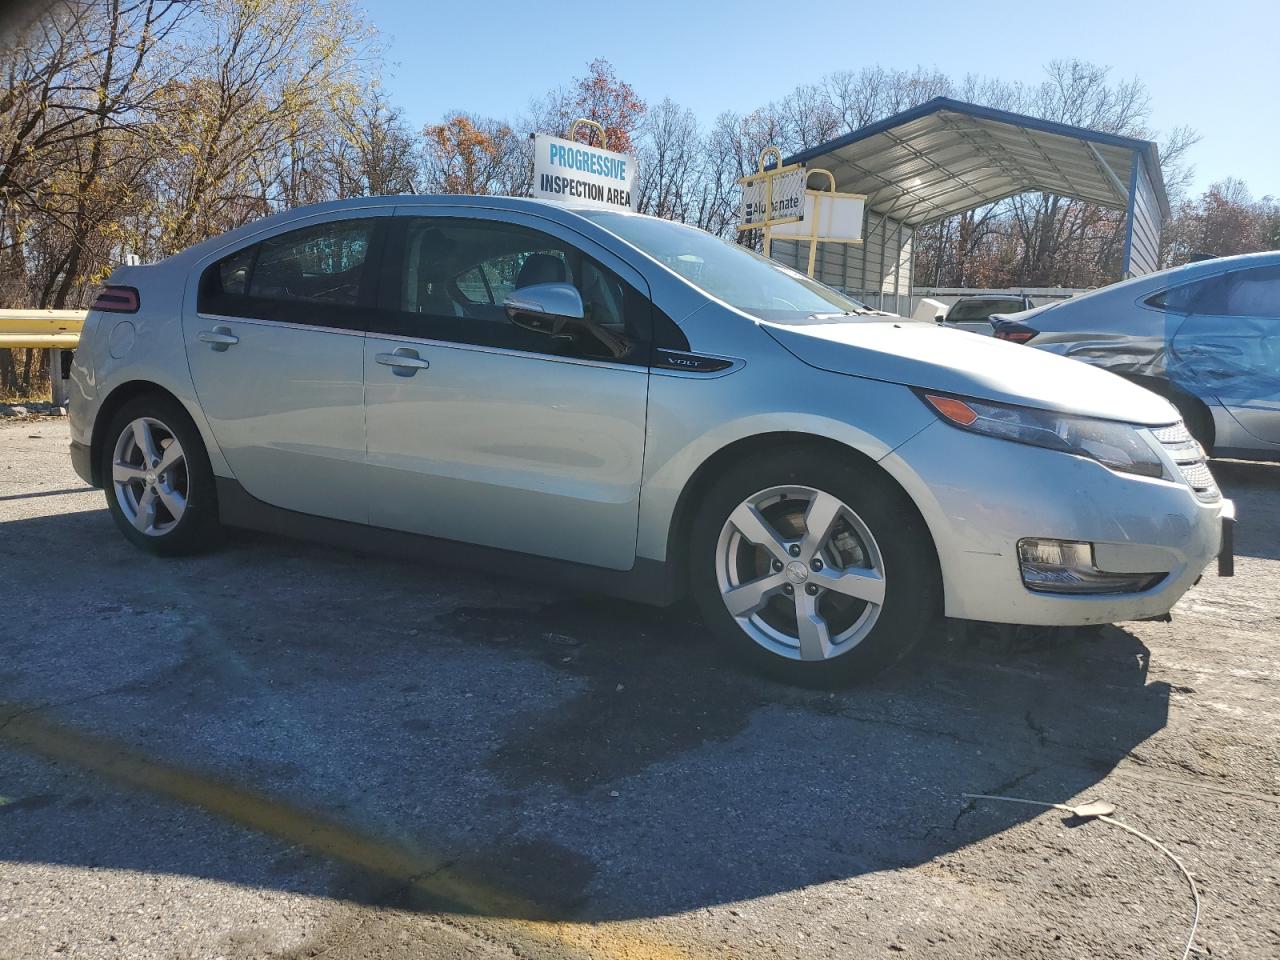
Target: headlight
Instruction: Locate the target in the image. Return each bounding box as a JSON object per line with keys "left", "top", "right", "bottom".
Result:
{"left": 918, "top": 391, "right": 1167, "bottom": 479}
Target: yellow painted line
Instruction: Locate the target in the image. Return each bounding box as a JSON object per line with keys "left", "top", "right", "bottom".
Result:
{"left": 0, "top": 703, "right": 704, "bottom": 960}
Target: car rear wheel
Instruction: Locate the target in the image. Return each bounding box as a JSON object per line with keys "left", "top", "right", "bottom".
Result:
{"left": 689, "top": 446, "right": 939, "bottom": 685}
{"left": 102, "top": 394, "right": 220, "bottom": 555}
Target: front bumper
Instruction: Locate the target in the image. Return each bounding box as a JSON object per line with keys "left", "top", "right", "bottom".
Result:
{"left": 882, "top": 422, "right": 1229, "bottom": 626}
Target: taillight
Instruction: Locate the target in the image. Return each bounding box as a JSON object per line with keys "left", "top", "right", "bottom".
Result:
{"left": 993, "top": 321, "right": 1037, "bottom": 343}
{"left": 91, "top": 285, "right": 139, "bottom": 313}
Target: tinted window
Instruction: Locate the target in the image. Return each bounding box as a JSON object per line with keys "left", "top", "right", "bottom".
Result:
{"left": 383, "top": 217, "right": 650, "bottom": 363}
{"left": 198, "top": 219, "right": 379, "bottom": 327}
{"left": 947, "top": 298, "right": 1024, "bottom": 321}
{"left": 1150, "top": 266, "right": 1280, "bottom": 318}
{"left": 1221, "top": 265, "right": 1280, "bottom": 318}
{"left": 219, "top": 246, "right": 254, "bottom": 296}
{"left": 1149, "top": 274, "right": 1229, "bottom": 314}
{"left": 250, "top": 220, "right": 372, "bottom": 306}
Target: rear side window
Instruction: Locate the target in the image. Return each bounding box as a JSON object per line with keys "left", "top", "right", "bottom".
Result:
{"left": 198, "top": 218, "right": 380, "bottom": 328}
{"left": 1147, "top": 273, "right": 1228, "bottom": 315}
{"left": 250, "top": 221, "right": 372, "bottom": 306}
{"left": 1148, "top": 265, "right": 1280, "bottom": 318}
{"left": 1220, "top": 265, "right": 1280, "bottom": 318}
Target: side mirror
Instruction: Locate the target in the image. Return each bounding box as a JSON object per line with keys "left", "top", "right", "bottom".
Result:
{"left": 503, "top": 282, "right": 584, "bottom": 336}
{"left": 935, "top": 313, "right": 946, "bottom": 324}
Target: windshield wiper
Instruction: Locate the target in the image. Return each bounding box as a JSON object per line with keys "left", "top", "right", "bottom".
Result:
{"left": 809, "top": 309, "right": 870, "bottom": 320}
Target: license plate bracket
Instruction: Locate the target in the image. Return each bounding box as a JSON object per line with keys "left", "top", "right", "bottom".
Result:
{"left": 1218, "top": 500, "right": 1236, "bottom": 578}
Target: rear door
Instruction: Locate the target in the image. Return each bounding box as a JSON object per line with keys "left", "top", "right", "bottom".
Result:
{"left": 183, "top": 212, "right": 388, "bottom": 522}
{"left": 363, "top": 209, "right": 651, "bottom": 570}
{"left": 1166, "top": 264, "right": 1280, "bottom": 445}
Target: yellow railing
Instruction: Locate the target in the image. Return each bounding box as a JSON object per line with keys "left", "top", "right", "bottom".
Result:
{"left": 0, "top": 310, "right": 88, "bottom": 405}
{"left": 0, "top": 309, "right": 86, "bottom": 349}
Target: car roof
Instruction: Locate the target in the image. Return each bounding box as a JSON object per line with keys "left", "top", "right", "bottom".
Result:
{"left": 163, "top": 194, "right": 651, "bottom": 266}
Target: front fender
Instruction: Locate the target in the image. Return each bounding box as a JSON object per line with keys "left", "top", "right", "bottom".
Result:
{"left": 636, "top": 368, "right": 934, "bottom": 561}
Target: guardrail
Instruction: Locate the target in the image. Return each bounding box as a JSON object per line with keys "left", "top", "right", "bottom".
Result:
{"left": 0, "top": 309, "right": 88, "bottom": 406}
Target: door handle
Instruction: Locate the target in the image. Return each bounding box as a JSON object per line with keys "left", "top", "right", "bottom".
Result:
{"left": 198, "top": 326, "right": 239, "bottom": 351}
{"left": 376, "top": 348, "right": 430, "bottom": 376}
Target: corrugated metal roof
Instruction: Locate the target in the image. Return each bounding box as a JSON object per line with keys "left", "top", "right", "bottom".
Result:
{"left": 785, "top": 97, "right": 1169, "bottom": 227}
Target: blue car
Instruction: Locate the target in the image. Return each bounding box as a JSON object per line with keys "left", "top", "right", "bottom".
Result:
{"left": 993, "top": 251, "right": 1280, "bottom": 461}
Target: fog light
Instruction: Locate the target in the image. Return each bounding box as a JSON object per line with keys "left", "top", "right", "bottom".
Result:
{"left": 1017, "top": 539, "right": 1165, "bottom": 595}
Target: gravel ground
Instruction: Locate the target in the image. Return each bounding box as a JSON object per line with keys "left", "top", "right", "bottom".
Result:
{"left": 1, "top": 418, "right": 1277, "bottom": 959}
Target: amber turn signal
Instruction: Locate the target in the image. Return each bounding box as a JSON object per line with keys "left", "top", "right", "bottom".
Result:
{"left": 924, "top": 394, "right": 979, "bottom": 426}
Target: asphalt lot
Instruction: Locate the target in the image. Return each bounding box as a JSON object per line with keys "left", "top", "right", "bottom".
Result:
{"left": 1, "top": 417, "right": 1278, "bottom": 959}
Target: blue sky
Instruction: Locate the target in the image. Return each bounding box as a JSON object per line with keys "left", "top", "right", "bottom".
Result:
{"left": 361, "top": 0, "right": 1279, "bottom": 200}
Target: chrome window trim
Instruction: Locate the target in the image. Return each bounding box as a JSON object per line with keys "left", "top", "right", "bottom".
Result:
{"left": 366, "top": 328, "right": 648, "bottom": 373}
{"left": 199, "top": 311, "right": 737, "bottom": 374}
{"left": 189, "top": 206, "right": 397, "bottom": 274}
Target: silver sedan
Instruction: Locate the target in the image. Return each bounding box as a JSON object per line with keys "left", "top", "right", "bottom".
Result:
{"left": 68, "top": 196, "right": 1232, "bottom": 684}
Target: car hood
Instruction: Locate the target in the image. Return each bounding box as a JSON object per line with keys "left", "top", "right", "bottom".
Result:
{"left": 762, "top": 319, "right": 1179, "bottom": 425}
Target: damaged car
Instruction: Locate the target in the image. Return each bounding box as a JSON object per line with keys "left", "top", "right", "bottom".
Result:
{"left": 993, "top": 251, "right": 1280, "bottom": 461}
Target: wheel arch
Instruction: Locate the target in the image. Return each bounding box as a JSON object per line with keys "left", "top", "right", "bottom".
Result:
{"left": 1115, "top": 372, "right": 1216, "bottom": 450}
{"left": 89, "top": 380, "right": 209, "bottom": 487}
{"left": 663, "top": 431, "right": 940, "bottom": 599}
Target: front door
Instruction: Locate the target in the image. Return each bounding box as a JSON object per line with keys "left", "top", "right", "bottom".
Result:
{"left": 182, "top": 213, "right": 387, "bottom": 523}
{"left": 363, "top": 211, "right": 651, "bottom": 570}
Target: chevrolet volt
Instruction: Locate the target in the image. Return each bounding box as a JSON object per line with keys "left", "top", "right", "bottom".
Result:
{"left": 69, "top": 196, "right": 1233, "bottom": 683}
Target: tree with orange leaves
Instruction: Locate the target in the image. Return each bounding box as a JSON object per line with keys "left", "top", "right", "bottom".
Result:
{"left": 536, "top": 58, "right": 646, "bottom": 155}
{"left": 421, "top": 114, "right": 517, "bottom": 195}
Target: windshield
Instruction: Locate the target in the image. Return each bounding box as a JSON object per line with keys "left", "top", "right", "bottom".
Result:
{"left": 580, "top": 210, "right": 874, "bottom": 324}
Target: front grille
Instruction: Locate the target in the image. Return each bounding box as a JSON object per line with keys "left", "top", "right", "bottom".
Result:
{"left": 1153, "top": 421, "right": 1220, "bottom": 502}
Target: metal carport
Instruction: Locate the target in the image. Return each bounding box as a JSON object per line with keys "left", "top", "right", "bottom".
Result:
{"left": 772, "top": 97, "right": 1170, "bottom": 314}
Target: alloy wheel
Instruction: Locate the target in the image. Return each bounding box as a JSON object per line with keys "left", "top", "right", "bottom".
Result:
{"left": 111, "top": 417, "right": 188, "bottom": 537}
{"left": 715, "top": 485, "right": 886, "bottom": 661}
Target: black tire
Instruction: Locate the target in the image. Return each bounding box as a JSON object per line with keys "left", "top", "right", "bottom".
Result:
{"left": 101, "top": 393, "right": 221, "bottom": 555}
{"left": 689, "top": 444, "right": 940, "bottom": 686}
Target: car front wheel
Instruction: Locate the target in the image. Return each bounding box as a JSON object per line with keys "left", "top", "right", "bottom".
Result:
{"left": 689, "top": 446, "right": 939, "bottom": 685}
{"left": 102, "top": 394, "right": 220, "bottom": 555}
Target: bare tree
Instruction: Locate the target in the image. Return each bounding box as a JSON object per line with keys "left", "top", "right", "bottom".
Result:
{"left": 324, "top": 90, "right": 418, "bottom": 197}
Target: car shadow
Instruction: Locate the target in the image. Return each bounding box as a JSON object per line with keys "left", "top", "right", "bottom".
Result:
{"left": 0, "top": 506, "right": 1170, "bottom": 923}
